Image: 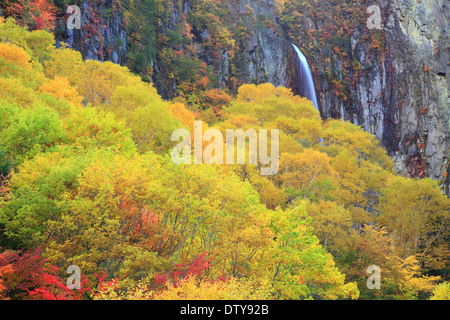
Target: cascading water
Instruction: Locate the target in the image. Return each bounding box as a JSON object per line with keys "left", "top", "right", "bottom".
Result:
{"left": 292, "top": 44, "right": 323, "bottom": 144}
{"left": 291, "top": 44, "right": 319, "bottom": 112}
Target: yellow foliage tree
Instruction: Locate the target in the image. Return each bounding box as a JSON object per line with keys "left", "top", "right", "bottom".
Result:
{"left": 0, "top": 42, "right": 32, "bottom": 71}
{"left": 430, "top": 282, "right": 450, "bottom": 300}
{"left": 39, "top": 76, "right": 83, "bottom": 106}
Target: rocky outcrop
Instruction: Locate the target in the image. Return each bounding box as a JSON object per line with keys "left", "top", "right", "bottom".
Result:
{"left": 226, "top": 0, "right": 289, "bottom": 88}
{"left": 386, "top": 0, "right": 449, "bottom": 191}
{"left": 380, "top": 0, "right": 448, "bottom": 192}
{"left": 163, "top": 0, "right": 289, "bottom": 95}
{"left": 55, "top": 1, "right": 127, "bottom": 65}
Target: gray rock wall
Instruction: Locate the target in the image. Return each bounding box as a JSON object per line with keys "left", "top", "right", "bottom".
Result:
{"left": 387, "top": 0, "right": 449, "bottom": 190}
{"left": 57, "top": 0, "right": 127, "bottom": 64}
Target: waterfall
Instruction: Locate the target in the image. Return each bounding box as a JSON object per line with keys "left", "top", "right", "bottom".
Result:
{"left": 292, "top": 44, "right": 323, "bottom": 144}
{"left": 291, "top": 44, "right": 319, "bottom": 112}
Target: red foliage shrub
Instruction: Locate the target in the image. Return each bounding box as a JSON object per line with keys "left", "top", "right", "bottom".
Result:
{"left": 0, "top": 248, "right": 91, "bottom": 300}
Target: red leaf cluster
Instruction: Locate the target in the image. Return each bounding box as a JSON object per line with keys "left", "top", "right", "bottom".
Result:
{"left": 154, "top": 252, "right": 212, "bottom": 289}
{"left": 0, "top": 248, "right": 91, "bottom": 300}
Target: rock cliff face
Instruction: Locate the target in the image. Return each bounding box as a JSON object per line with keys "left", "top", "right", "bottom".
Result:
{"left": 225, "top": 0, "right": 289, "bottom": 89}
{"left": 54, "top": 0, "right": 448, "bottom": 193}
{"left": 150, "top": 0, "right": 289, "bottom": 99}
{"left": 56, "top": 0, "right": 127, "bottom": 65}
{"left": 385, "top": 0, "right": 448, "bottom": 191}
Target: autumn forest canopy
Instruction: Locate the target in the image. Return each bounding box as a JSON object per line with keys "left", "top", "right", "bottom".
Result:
{"left": 0, "top": 0, "right": 449, "bottom": 301}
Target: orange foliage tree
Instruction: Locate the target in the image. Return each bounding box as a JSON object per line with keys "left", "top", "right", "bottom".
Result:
{"left": 2, "top": 0, "right": 57, "bottom": 30}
